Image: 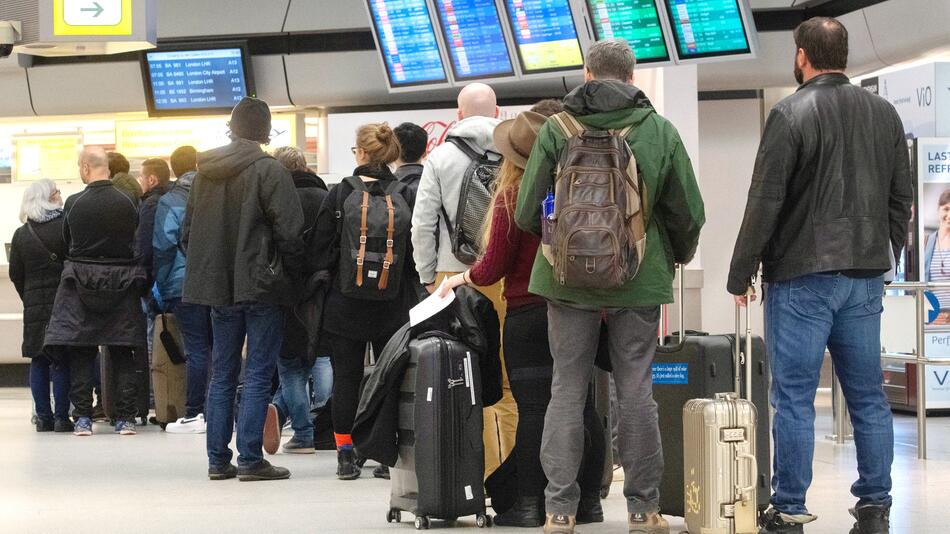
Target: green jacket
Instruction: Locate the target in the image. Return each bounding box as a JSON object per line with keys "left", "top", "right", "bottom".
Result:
{"left": 515, "top": 80, "right": 705, "bottom": 307}
{"left": 111, "top": 172, "right": 142, "bottom": 207}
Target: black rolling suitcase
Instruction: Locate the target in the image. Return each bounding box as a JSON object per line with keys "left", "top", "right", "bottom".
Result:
{"left": 99, "top": 345, "right": 150, "bottom": 425}
{"left": 654, "top": 275, "right": 771, "bottom": 518}
{"left": 388, "top": 333, "right": 493, "bottom": 530}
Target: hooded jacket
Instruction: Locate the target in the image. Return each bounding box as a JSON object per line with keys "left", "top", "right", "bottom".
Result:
{"left": 182, "top": 139, "right": 305, "bottom": 307}
{"left": 111, "top": 172, "right": 142, "bottom": 206}
{"left": 411, "top": 115, "right": 502, "bottom": 284}
{"left": 152, "top": 171, "right": 195, "bottom": 304}
{"left": 515, "top": 80, "right": 705, "bottom": 307}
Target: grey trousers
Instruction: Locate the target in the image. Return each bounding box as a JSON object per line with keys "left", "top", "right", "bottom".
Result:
{"left": 542, "top": 301, "right": 663, "bottom": 516}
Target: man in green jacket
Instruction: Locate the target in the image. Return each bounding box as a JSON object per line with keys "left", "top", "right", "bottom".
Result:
{"left": 515, "top": 40, "right": 705, "bottom": 534}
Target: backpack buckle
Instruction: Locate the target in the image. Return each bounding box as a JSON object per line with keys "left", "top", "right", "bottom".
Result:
{"left": 386, "top": 239, "right": 394, "bottom": 248}
{"left": 586, "top": 258, "right": 596, "bottom": 274}
{"left": 356, "top": 258, "right": 364, "bottom": 266}
{"left": 359, "top": 236, "right": 367, "bottom": 244}
{"left": 382, "top": 261, "right": 391, "bottom": 269}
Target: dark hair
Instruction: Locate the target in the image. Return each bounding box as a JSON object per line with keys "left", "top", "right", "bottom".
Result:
{"left": 107, "top": 152, "right": 130, "bottom": 178}
{"left": 394, "top": 123, "right": 427, "bottom": 164}
{"left": 170, "top": 146, "right": 198, "bottom": 178}
{"left": 141, "top": 158, "right": 171, "bottom": 185}
{"left": 793, "top": 17, "right": 849, "bottom": 71}
{"left": 531, "top": 99, "right": 564, "bottom": 117}
{"left": 939, "top": 190, "right": 950, "bottom": 208}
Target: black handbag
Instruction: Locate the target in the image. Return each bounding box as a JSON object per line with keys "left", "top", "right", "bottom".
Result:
{"left": 159, "top": 314, "right": 186, "bottom": 365}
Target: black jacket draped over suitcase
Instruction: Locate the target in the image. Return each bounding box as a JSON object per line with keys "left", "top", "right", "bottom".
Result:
{"left": 352, "top": 286, "right": 502, "bottom": 467}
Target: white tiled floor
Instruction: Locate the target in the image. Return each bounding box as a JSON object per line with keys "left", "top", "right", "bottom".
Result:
{"left": 0, "top": 387, "right": 947, "bottom": 533}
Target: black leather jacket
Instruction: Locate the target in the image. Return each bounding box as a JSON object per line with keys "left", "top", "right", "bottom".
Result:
{"left": 728, "top": 73, "right": 914, "bottom": 294}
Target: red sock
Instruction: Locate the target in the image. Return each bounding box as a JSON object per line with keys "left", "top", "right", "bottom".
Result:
{"left": 335, "top": 433, "right": 353, "bottom": 449}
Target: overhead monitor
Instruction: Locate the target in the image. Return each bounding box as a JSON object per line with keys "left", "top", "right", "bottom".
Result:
{"left": 502, "top": 0, "right": 585, "bottom": 75}
{"left": 433, "top": 0, "right": 516, "bottom": 81}
{"left": 365, "top": 0, "right": 450, "bottom": 89}
{"left": 585, "top": 0, "right": 671, "bottom": 64}
{"left": 141, "top": 44, "right": 256, "bottom": 118}
{"left": 662, "top": 0, "right": 756, "bottom": 62}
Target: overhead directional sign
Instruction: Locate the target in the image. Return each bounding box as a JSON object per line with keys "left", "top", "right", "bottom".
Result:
{"left": 55, "top": 0, "right": 133, "bottom": 36}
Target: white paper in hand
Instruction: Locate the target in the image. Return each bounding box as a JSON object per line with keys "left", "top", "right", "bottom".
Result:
{"left": 410, "top": 280, "right": 456, "bottom": 327}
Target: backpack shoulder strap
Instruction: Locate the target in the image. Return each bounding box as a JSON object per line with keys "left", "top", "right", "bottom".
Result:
{"left": 550, "top": 112, "right": 586, "bottom": 139}
{"left": 617, "top": 124, "right": 636, "bottom": 139}
{"left": 446, "top": 136, "right": 488, "bottom": 162}
{"left": 26, "top": 222, "right": 60, "bottom": 263}
{"left": 355, "top": 189, "right": 370, "bottom": 288}
{"left": 378, "top": 193, "right": 396, "bottom": 291}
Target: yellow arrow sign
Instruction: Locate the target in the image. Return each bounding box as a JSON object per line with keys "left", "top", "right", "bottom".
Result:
{"left": 54, "top": 0, "right": 133, "bottom": 36}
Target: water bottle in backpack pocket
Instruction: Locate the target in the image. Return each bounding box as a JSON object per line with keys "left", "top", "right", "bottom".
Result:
{"left": 336, "top": 176, "right": 413, "bottom": 301}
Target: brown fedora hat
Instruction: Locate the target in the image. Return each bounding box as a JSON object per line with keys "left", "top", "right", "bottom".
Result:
{"left": 493, "top": 111, "right": 548, "bottom": 169}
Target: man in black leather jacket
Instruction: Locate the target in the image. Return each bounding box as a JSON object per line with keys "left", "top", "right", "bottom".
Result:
{"left": 728, "top": 18, "right": 913, "bottom": 534}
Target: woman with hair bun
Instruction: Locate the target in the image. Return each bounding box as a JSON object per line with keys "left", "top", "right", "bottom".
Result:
{"left": 311, "top": 123, "right": 417, "bottom": 480}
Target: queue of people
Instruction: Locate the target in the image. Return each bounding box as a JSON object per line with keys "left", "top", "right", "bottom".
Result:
{"left": 8, "top": 17, "right": 909, "bottom": 534}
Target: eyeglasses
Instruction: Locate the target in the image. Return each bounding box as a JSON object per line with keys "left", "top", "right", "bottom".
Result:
{"left": 350, "top": 147, "right": 357, "bottom": 155}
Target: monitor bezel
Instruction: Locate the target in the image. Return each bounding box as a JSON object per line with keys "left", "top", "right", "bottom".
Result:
{"left": 432, "top": 0, "right": 518, "bottom": 82}
{"left": 661, "top": 0, "right": 759, "bottom": 63}
{"left": 140, "top": 41, "right": 257, "bottom": 118}
{"left": 500, "top": 0, "right": 587, "bottom": 77}
{"left": 364, "top": 0, "right": 453, "bottom": 92}
{"left": 583, "top": 0, "right": 674, "bottom": 65}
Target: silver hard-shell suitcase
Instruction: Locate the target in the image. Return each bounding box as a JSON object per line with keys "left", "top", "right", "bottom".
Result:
{"left": 682, "top": 301, "right": 760, "bottom": 534}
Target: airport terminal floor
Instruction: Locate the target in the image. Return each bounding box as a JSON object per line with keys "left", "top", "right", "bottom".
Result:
{"left": 1, "top": 387, "right": 946, "bottom": 534}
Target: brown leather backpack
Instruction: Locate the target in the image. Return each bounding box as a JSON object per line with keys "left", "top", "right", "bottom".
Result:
{"left": 543, "top": 112, "right": 647, "bottom": 289}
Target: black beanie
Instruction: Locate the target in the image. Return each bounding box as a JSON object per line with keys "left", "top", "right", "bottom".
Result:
{"left": 229, "top": 97, "right": 272, "bottom": 144}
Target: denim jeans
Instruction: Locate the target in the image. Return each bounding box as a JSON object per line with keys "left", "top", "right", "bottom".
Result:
{"left": 766, "top": 273, "right": 893, "bottom": 515}
{"left": 272, "top": 356, "right": 333, "bottom": 442}
{"left": 171, "top": 299, "right": 213, "bottom": 418}
{"left": 30, "top": 355, "right": 70, "bottom": 421}
{"left": 206, "top": 302, "right": 283, "bottom": 469}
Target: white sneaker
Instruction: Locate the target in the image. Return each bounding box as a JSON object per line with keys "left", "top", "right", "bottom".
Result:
{"left": 165, "top": 414, "right": 207, "bottom": 434}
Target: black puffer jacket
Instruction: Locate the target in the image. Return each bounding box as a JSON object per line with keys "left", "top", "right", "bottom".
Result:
{"left": 9, "top": 216, "right": 67, "bottom": 358}
{"left": 728, "top": 73, "right": 914, "bottom": 294}
{"left": 182, "top": 139, "right": 305, "bottom": 306}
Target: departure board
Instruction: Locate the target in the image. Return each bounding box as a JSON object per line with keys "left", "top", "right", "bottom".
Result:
{"left": 434, "top": 0, "right": 515, "bottom": 80}
{"left": 586, "top": 0, "right": 670, "bottom": 64}
{"left": 367, "top": 0, "right": 448, "bottom": 88}
{"left": 663, "top": 0, "right": 752, "bottom": 60}
{"left": 502, "top": 0, "right": 585, "bottom": 74}
{"left": 143, "top": 48, "right": 254, "bottom": 116}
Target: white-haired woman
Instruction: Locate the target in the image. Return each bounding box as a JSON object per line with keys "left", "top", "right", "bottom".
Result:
{"left": 9, "top": 179, "right": 71, "bottom": 432}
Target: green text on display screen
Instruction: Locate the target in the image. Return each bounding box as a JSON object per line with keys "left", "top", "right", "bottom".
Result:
{"left": 587, "top": 0, "right": 670, "bottom": 63}
{"left": 664, "top": 0, "right": 751, "bottom": 59}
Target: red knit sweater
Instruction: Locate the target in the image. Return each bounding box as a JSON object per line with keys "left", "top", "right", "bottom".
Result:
{"left": 469, "top": 189, "right": 544, "bottom": 310}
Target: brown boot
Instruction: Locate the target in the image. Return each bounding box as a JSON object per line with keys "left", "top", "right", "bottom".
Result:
{"left": 544, "top": 513, "right": 576, "bottom": 534}
{"left": 628, "top": 512, "right": 670, "bottom": 534}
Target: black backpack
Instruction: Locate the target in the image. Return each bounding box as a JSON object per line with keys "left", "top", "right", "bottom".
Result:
{"left": 441, "top": 137, "right": 502, "bottom": 265}
{"left": 335, "top": 176, "right": 412, "bottom": 301}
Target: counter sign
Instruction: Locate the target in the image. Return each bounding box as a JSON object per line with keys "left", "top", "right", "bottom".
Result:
{"left": 55, "top": 0, "right": 133, "bottom": 36}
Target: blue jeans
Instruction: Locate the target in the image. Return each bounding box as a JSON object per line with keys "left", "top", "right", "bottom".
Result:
{"left": 30, "top": 356, "right": 70, "bottom": 421}
{"left": 272, "top": 356, "right": 333, "bottom": 442}
{"left": 766, "top": 273, "right": 893, "bottom": 515}
{"left": 206, "top": 302, "right": 283, "bottom": 468}
{"left": 171, "top": 299, "right": 213, "bottom": 418}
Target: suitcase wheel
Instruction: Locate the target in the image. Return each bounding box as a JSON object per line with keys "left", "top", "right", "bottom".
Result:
{"left": 475, "top": 513, "right": 492, "bottom": 528}
{"left": 386, "top": 509, "right": 401, "bottom": 524}
{"left": 414, "top": 516, "right": 430, "bottom": 530}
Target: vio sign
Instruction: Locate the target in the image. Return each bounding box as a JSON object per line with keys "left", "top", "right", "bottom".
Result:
{"left": 917, "top": 86, "right": 934, "bottom": 108}
{"left": 936, "top": 369, "right": 950, "bottom": 387}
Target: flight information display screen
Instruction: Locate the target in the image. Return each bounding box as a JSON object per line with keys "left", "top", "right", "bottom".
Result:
{"left": 663, "top": 0, "right": 752, "bottom": 60}
{"left": 434, "top": 0, "right": 515, "bottom": 80}
{"left": 367, "top": 0, "right": 448, "bottom": 88}
{"left": 503, "top": 0, "right": 584, "bottom": 74}
{"left": 143, "top": 47, "right": 254, "bottom": 116}
{"left": 586, "top": 0, "right": 670, "bottom": 64}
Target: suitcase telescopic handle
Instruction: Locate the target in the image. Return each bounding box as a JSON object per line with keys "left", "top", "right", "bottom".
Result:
{"left": 658, "top": 265, "right": 687, "bottom": 348}
{"left": 734, "top": 289, "right": 754, "bottom": 401}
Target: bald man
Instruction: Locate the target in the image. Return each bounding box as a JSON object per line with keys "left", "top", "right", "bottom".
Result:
{"left": 409, "top": 82, "right": 519, "bottom": 480}
{"left": 45, "top": 146, "right": 146, "bottom": 437}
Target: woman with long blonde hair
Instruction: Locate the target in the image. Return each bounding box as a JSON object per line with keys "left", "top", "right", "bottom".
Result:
{"left": 439, "top": 102, "right": 606, "bottom": 527}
